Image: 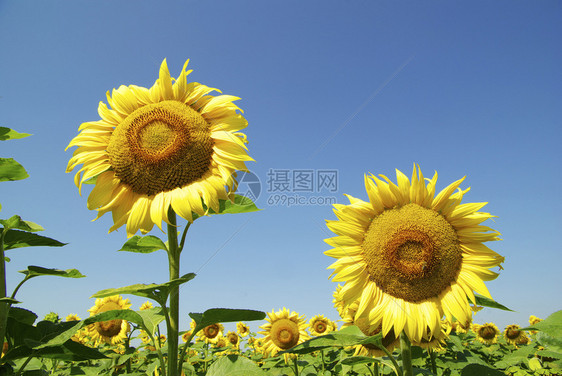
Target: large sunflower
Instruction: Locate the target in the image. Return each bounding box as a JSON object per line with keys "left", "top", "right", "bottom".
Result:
{"left": 259, "top": 308, "right": 310, "bottom": 361}
{"left": 325, "top": 165, "right": 504, "bottom": 343}
{"left": 87, "top": 295, "right": 131, "bottom": 346}
{"left": 66, "top": 59, "right": 253, "bottom": 236}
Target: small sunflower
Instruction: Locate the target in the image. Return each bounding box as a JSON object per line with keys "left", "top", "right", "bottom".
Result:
{"left": 325, "top": 165, "right": 504, "bottom": 343}
{"left": 66, "top": 59, "right": 253, "bottom": 237}
{"left": 503, "top": 324, "right": 529, "bottom": 346}
{"left": 65, "top": 314, "right": 81, "bottom": 322}
{"left": 139, "top": 301, "right": 153, "bottom": 311}
{"left": 308, "top": 315, "right": 337, "bottom": 336}
{"left": 88, "top": 295, "right": 131, "bottom": 345}
{"left": 529, "top": 315, "right": 542, "bottom": 325}
{"left": 259, "top": 308, "right": 310, "bottom": 361}
{"left": 236, "top": 322, "right": 250, "bottom": 337}
{"left": 226, "top": 331, "right": 240, "bottom": 348}
{"left": 198, "top": 323, "right": 224, "bottom": 344}
{"left": 472, "top": 322, "right": 500, "bottom": 345}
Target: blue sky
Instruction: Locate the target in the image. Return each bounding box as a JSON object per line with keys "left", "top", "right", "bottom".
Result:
{"left": 0, "top": 0, "right": 560, "bottom": 336}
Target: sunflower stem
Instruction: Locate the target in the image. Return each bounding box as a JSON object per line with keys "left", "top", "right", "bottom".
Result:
{"left": 400, "top": 331, "right": 413, "bottom": 376}
{"left": 0, "top": 229, "right": 9, "bottom": 350}
{"left": 373, "top": 361, "right": 380, "bottom": 376}
{"left": 166, "top": 209, "right": 180, "bottom": 376}
{"left": 428, "top": 347, "right": 437, "bottom": 375}
{"left": 292, "top": 356, "right": 299, "bottom": 376}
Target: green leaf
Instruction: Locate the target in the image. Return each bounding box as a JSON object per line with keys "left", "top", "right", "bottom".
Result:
{"left": 136, "top": 307, "right": 166, "bottom": 336}
{"left": 0, "top": 215, "right": 44, "bottom": 232}
{"left": 36, "top": 309, "right": 147, "bottom": 349}
{"left": 0, "top": 297, "right": 21, "bottom": 305}
{"left": 8, "top": 307, "right": 37, "bottom": 325}
{"left": 117, "top": 235, "right": 168, "bottom": 254}
{"left": 281, "top": 325, "right": 383, "bottom": 355}
{"left": 474, "top": 294, "right": 513, "bottom": 311}
{"left": 216, "top": 195, "right": 260, "bottom": 215}
{"left": 0, "top": 158, "right": 28, "bottom": 182}
{"left": 18, "top": 266, "right": 85, "bottom": 279}
{"left": 521, "top": 310, "right": 562, "bottom": 339}
{"left": 193, "top": 194, "right": 261, "bottom": 221}
{"left": 206, "top": 354, "right": 266, "bottom": 376}
{"left": 188, "top": 308, "right": 265, "bottom": 343}
{"left": 91, "top": 273, "right": 196, "bottom": 305}
{"left": 460, "top": 364, "right": 505, "bottom": 376}
{"left": 0, "top": 127, "right": 31, "bottom": 141}
{"left": 3, "top": 230, "right": 66, "bottom": 250}
{"left": 340, "top": 356, "right": 380, "bottom": 366}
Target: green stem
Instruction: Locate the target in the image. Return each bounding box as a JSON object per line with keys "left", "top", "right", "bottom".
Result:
{"left": 292, "top": 356, "right": 299, "bottom": 376}
{"left": 320, "top": 350, "right": 325, "bottom": 373}
{"left": 374, "top": 361, "right": 380, "bottom": 376}
{"left": 166, "top": 210, "right": 180, "bottom": 376}
{"left": 0, "top": 230, "right": 9, "bottom": 350}
{"left": 428, "top": 347, "right": 437, "bottom": 375}
{"left": 377, "top": 343, "right": 402, "bottom": 376}
{"left": 400, "top": 332, "right": 413, "bottom": 376}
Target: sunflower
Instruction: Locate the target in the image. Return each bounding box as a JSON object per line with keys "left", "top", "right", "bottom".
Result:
{"left": 139, "top": 301, "right": 153, "bottom": 311}
{"left": 325, "top": 165, "right": 503, "bottom": 343}
{"left": 65, "top": 314, "right": 81, "bottom": 322}
{"left": 236, "top": 322, "right": 250, "bottom": 337}
{"left": 66, "top": 59, "right": 253, "bottom": 237}
{"left": 198, "top": 323, "right": 224, "bottom": 344}
{"left": 226, "top": 331, "right": 240, "bottom": 348}
{"left": 529, "top": 315, "right": 542, "bottom": 325}
{"left": 472, "top": 322, "right": 500, "bottom": 345}
{"left": 259, "top": 308, "right": 310, "bottom": 361}
{"left": 503, "top": 324, "right": 529, "bottom": 346}
{"left": 88, "top": 295, "right": 131, "bottom": 345}
{"left": 308, "top": 315, "right": 338, "bottom": 336}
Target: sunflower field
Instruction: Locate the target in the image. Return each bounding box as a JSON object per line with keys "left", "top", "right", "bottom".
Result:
{"left": 1, "top": 58, "right": 560, "bottom": 376}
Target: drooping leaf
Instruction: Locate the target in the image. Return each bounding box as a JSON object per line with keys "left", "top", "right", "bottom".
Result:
{"left": 281, "top": 325, "right": 383, "bottom": 355}
{"left": 3, "top": 230, "right": 66, "bottom": 250}
{"left": 19, "top": 266, "right": 85, "bottom": 279}
{"left": 0, "top": 127, "right": 31, "bottom": 141}
{"left": 35, "top": 309, "right": 147, "bottom": 349}
{"left": 0, "top": 158, "right": 28, "bottom": 182}
{"left": 474, "top": 294, "right": 513, "bottom": 311}
{"left": 8, "top": 307, "right": 38, "bottom": 325}
{"left": 118, "top": 235, "right": 168, "bottom": 254}
{"left": 0, "top": 215, "right": 44, "bottom": 232}
{"left": 188, "top": 308, "right": 265, "bottom": 343}
{"left": 0, "top": 297, "right": 21, "bottom": 305}
{"left": 136, "top": 307, "right": 166, "bottom": 336}
{"left": 206, "top": 354, "right": 265, "bottom": 376}
{"left": 91, "top": 273, "right": 196, "bottom": 306}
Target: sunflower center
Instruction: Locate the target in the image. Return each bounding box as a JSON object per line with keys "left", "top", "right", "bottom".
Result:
{"left": 228, "top": 333, "right": 239, "bottom": 345}
{"left": 94, "top": 301, "right": 123, "bottom": 338}
{"left": 479, "top": 326, "right": 497, "bottom": 340}
{"left": 362, "top": 203, "right": 462, "bottom": 302}
{"left": 270, "top": 318, "right": 300, "bottom": 350}
{"left": 313, "top": 321, "right": 327, "bottom": 334}
{"left": 204, "top": 324, "right": 220, "bottom": 339}
{"left": 506, "top": 328, "right": 521, "bottom": 340}
{"left": 107, "top": 100, "right": 214, "bottom": 196}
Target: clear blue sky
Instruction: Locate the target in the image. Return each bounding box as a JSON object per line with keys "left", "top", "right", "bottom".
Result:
{"left": 0, "top": 0, "right": 560, "bottom": 335}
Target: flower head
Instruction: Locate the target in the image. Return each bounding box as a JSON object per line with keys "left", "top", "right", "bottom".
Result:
{"left": 325, "top": 165, "right": 503, "bottom": 343}
{"left": 87, "top": 295, "right": 131, "bottom": 345}
{"left": 473, "top": 322, "right": 500, "bottom": 345}
{"left": 66, "top": 59, "right": 253, "bottom": 236}
{"left": 259, "top": 308, "right": 310, "bottom": 361}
